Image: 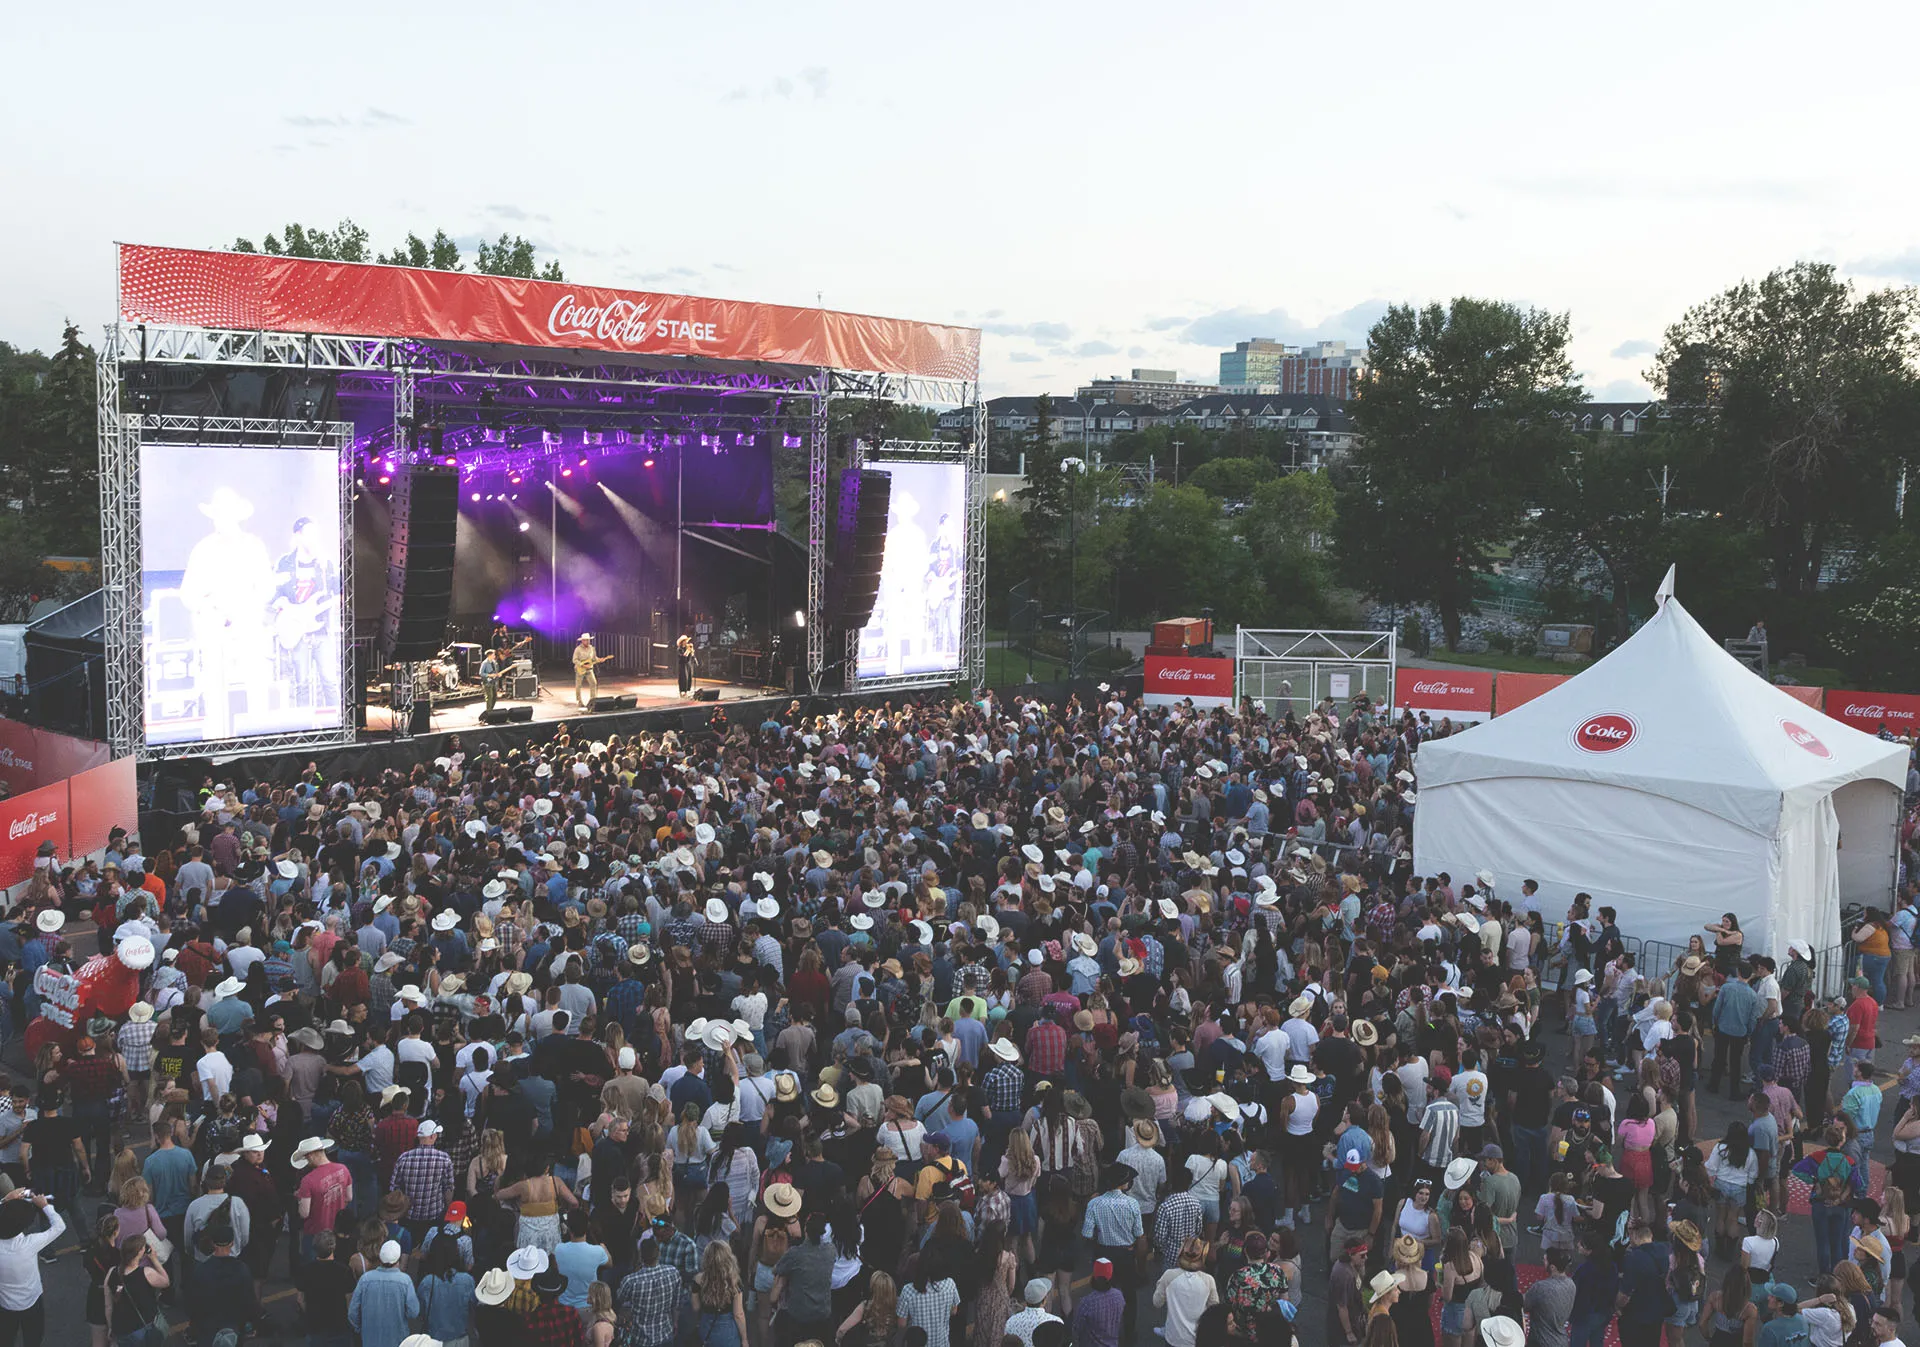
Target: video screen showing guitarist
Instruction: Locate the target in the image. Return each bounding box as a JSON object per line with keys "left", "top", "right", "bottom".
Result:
{"left": 270, "top": 516, "right": 340, "bottom": 711}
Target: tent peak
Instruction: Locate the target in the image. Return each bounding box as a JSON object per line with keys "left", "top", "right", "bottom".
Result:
{"left": 1655, "top": 564, "right": 1676, "bottom": 609}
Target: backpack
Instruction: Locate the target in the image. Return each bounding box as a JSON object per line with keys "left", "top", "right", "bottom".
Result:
{"left": 926, "top": 1156, "right": 975, "bottom": 1211}
{"left": 1817, "top": 1153, "right": 1854, "bottom": 1207}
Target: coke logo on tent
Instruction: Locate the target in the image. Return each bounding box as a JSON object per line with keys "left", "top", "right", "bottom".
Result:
{"left": 1781, "top": 720, "right": 1832, "bottom": 758}
{"left": 1572, "top": 712, "right": 1637, "bottom": 753}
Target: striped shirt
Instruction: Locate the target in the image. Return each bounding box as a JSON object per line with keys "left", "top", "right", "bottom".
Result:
{"left": 1419, "top": 1098, "right": 1460, "bottom": 1167}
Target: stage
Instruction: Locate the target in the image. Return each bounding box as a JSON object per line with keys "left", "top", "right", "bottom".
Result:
{"left": 364, "top": 670, "right": 777, "bottom": 735}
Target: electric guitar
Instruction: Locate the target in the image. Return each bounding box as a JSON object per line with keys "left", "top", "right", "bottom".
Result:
{"left": 274, "top": 595, "right": 336, "bottom": 651}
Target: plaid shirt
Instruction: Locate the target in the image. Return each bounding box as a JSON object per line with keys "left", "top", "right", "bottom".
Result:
{"left": 493, "top": 921, "right": 523, "bottom": 964}
{"left": 1071, "top": 1286, "right": 1127, "bottom": 1347}
{"left": 605, "top": 978, "right": 648, "bottom": 1038}
{"left": 983, "top": 1063, "right": 1024, "bottom": 1117}
{"left": 1827, "top": 1011, "right": 1852, "bottom": 1069}
{"left": 1153, "top": 1192, "right": 1202, "bottom": 1267}
{"left": 1024, "top": 1020, "right": 1067, "bottom": 1077}
{"left": 1081, "top": 1189, "right": 1144, "bottom": 1247}
{"left": 616, "top": 1265, "right": 685, "bottom": 1347}
{"left": 60, "top": 1054, "right": 121, "bottom": 1105}
{"left": 1016, "top": 969, "right": 1052, "bottom": 1006}
{"left": 525, "top": 1300, "right": 585, "bottom": 1347}
{"left": 657, "top": 1229, "right": 701, "bottom": 1285}
{"left": 390, "top": 1145, "right": 454, "bottom": 1219}
{"left": 1139, "top": 934, "right": 1165, "bottom": 979}
{"left": 1775, "top": 1037, "right": 1811, "bottom": 1093}
{"left": 617, "top": 911, "right": 649, "bottom": 943}
{"left": 697, "top": 919, "right": 737, "bottom": 963}
{"left": 117, "top": 1021, "right": 158, "bottom": 1073}
{"left": 754, "top": 933, "right": 784, "bottom": 979}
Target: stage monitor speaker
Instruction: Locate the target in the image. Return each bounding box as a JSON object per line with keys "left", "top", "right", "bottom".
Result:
{"left": 692, "top": 687, "right": 720, "bottom": 702}
{"left": 408, "top": 701, "right": 434, "bottom": 735}
{"left": 478, "top": 705, "right": 534, "bottom": 725}
{"left": 380, "top": 464, "right": 460, "bottom": 661}
{"left": 588, "top": 693, "right": 640, "bottom": 713}
{"left": 825, "top": 468, "right": 891, "bottom": 629}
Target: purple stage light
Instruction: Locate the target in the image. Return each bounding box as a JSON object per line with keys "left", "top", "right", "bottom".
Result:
{"left": 783, "top": 434, "right": 802, "bottom": 448}
{"left": 561, "top": 468, "right": 573, "bottom": 478}
{"left": 642, "top": 457, "right": 655, "bottom": 468}
{"left": 377, "top": 474, "right": 391, "bottom": 485}
{"left": 520, "top": 608, "right": 537, "bottom": 622}
{"left": 518, "top": 521, "right": 531, "bottom": 532}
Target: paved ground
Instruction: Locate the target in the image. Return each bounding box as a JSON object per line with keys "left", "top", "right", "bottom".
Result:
{"left": 26, "top": 969, "right": 1912, "bottom": 1343}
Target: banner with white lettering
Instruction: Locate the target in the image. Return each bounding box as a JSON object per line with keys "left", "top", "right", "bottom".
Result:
{"left": 1395, "top": 671, "right": 1495, "bottom": 726}
{"left": 1824, "top": 690, "right": 1920, "bottom": 735}
{"left": 1143, "top": 655, "right": 1236, "bottom": 708}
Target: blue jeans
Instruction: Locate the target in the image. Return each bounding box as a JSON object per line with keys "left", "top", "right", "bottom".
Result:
{"left": 1750, "top": 1017, "right": 1781, "bottom": 1077}
{"left": 1511, "top": 1125, "right": 1550, "bottom": 1194}
{"left": 1812, "top": 1199, "right": 1853, "bottom": 1273}
{"left": 1860, "top": 953, "right": 1891, "bottom": 1004}
{"left": 1570, "top": 1311, "right": 1613, "bottom": 1347}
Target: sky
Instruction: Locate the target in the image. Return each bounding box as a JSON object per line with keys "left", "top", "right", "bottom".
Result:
{"left": 7, "top": 2, "right": 1920, "bottom": 402}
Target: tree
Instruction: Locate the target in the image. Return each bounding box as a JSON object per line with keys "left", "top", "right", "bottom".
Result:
{"left": 1834, "top": 586, "right": 1920, "bottom": 690}
{"left": 1337, "top": 298, "right": 1582, "bottom": 646}
{"left": 228, "top": 224, "right": 558, "bottom": 277}
{"left": 1117, "top": 484, "right": 1257, "bottom": 624}
{"left": 1017, "top": 397, "right": 1070, "bottom": 604}
{"left": 1520, "top": 430, "right": 1686, "bottom": 645}
{"left": 1654, "top": 262, "right": 1920, "bottom": 596}
{"left": 475, "top": 233, "right": 563, "bottom": 281}
{"left": 1187, "top": 455, "right": 1275, "bottom": 500}
{"left": 1240, "top": 471, "right": 1338, "bottom": 624}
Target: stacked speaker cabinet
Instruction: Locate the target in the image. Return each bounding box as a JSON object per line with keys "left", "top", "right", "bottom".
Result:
{"left": 826, "top": 469, "right": 891, "bottom": 630}
{"left": 380, "top": 464, "right": 459, "bottom": 661}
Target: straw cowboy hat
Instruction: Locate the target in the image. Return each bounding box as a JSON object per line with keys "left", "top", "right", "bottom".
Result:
{"left": 762, "top": 1183, "right": 802, "bottom": 1219}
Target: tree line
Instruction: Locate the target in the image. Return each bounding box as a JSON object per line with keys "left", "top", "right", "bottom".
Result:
{"left": 229, "top": 218, "right": 565, "bottom": 280}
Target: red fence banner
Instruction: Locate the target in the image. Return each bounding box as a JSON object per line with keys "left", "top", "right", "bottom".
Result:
{"left": 1396, "top": 671, "right": 1495, "bottom": 722}
{"left": 0, "top": 756, "right": 139, "bottom": 890}
{"left": 119, "top": 245, "right": 982, "bottom": 381}
{"left": 0, "top": 780, "right": 68, "bottom": 892}
{"left": 68, "top": 757, "right": 137, "bottom": 861}
{"left": 1143, "top": 655, "right": 1236, "bottom": 708}
{"left": 1494, "top": 672, "right": 1571, "bottom": 716}
{"left": 0, "top": 717, "right": 110, "bottom": 796}
{"left": 1825, "top": 690, "right": 1920, "bottom": 734}
{"left": 1780, "top": 684, "right": 1824, "bottom": 709}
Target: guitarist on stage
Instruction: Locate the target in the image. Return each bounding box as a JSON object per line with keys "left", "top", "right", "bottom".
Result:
{"left": 270, "top": 515, "right": 339, "bottom": 712}
{"left": 573, "top": 632, "right": 611, "bottom": 709}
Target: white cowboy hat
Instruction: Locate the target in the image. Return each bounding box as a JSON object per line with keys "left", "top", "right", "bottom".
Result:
{"left": 976, "top": 914, "right": 1001, "bottom": 941}
{"left": 128, "top": 1001, "right": 154, "bottom": 1023}
{"left": 482, "top": 879, "right": 506, "bottom": 900}
{"left": 290, "top": 1137, "right": 336, "bottom": 1168}
{"left": 988, "top": 1039, "right": 1021, "bottom": 1063}
{"left": 694, "top": 823, "right": 716, "bottom": 846}
{"left": 532, "top": 798, "right": 553, "bottom": 816}
{"left": 703, "top": 1021, "right": 738, "bottom": 1051}
{"left": 506, "top": 1246, "right": 549, "bottom": 1279}
{"left": 275, "top": 859, "right": 298, "bottom": 879}
{"left": 33, "top": 910, "right": 62, "bottom": 934}
{"left": 1206, "top": 1091, "right": 1242, "bottom": 1121}
{"left": 432, "top": 910, "right": 459, "bottom": 932}
{"left": 464, "top": 819, "right": 487, "bottom": 839}
{"left": 1287, "top": 1064, "right": 1315, "bottom": 1085}
{"left": 476, "top": 1269, "right": 514, "bottom": 1306}
{"left": 213, "top": 977, "right": 245, "bottom": 1000}
{"left": 704, "top": 897, "right": 729, "bottom": 924}
{"left": 1480, "top": 1318, "right": 1524, "bottom": 1347}
{"left": 849, "top": 913, "right": 874, "bottom": 931}
{"left": 626, "top": 944, "right": 650, "bottom": 966}
{"left": 1789, "top": 940, "right": 1813, "bottom": 960}
{"left": 1021, "top": 843, "right": 1044, "bottom": 864}
{"left": 1073, "top": 933, "right": 1097, "bottom": 957}
{"left": 1157, "top": 898, "right": 1179, "bottom": 920}
{"left": 1444, "top": 1157, "right": 1478, "bottom": 1190}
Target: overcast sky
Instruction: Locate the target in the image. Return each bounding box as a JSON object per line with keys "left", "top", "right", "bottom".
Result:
{"left": 8, "top": 2, "right": 1920, "bottom": 401}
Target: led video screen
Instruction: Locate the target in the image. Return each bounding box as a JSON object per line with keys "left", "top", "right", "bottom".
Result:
{"left": 857, "top": 461, "right": 965, "bottom": 680}
{"left": 139, "top": 444, "right": 345, "bottom": 745}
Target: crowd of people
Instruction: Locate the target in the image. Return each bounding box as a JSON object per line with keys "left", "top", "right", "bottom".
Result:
{"left": 0, "top": 689, "right": 1915, "bottom": 1347}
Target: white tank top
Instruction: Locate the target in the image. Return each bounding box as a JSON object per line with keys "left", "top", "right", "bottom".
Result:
{"left": 1397, "top": 1199, "right": 1433, "bottom": 1239}
{"left": 1286, "top": 1090, "right": 1319, "bottom": 1135}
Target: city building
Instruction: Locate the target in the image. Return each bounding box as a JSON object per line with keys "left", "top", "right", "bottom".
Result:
{"left": 1217, "top": 339, "right": 1367, "bottom": 399}
{"left": 1559, "top": 401, "right": 1665, "bottom": 434}
{"left": 1166, "top": 392, "right": 1357, "bottom": 465}
{"left": 1074, "top": 369, "right": 1221, "bottom": 410}
{"left": 939, "top": 397, "right": 1165, "bottom": 449}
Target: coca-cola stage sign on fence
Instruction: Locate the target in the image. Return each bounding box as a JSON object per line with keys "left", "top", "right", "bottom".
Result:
{"left": 1144, "top": 655, "right": 1236, "bottom": 708}
{"left": 1825, "top": 690, "right": 1920, "bottom": 734}
{"left": 1395, "top": 671, "right": 1494, "bottom": 722}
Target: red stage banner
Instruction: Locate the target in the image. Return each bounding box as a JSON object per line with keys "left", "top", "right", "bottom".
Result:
{"left": 68, "top": 757, "right": 138, "bottom": 861}
{"left": 1397, "top": 671, "right": 1495, "bottom": 718}
{"left": 119, "top": 245, "right": 981, "bottom": 382}
{"left": 0, "top": 717, "right": 110, "bottom": 796}
{"left": 1494, "top": 672, "right": 1571, "bottom": 716}
{"left": 1825, "top": 690, "right": 1920, "bottom": 734}
{"left": 1143, "top": 654, "right": 1236, "bottom": 708}
{"left": 0, "top": 780, "right": 68, "bottom": 891}
{"left": 1780, "top": 684, "right": 1824, "bottom": 708}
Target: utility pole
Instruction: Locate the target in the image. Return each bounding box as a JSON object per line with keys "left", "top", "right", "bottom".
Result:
{"left": 1648, "top": 464, "right": 1673, "bottom": 520}
{"left": 1171, "top": 439, "right": 1184, "bottom": 488}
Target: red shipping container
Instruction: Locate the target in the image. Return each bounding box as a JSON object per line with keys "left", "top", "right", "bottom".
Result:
{"left": 1152, "top": 617, "right": 1212, "bottom": 649}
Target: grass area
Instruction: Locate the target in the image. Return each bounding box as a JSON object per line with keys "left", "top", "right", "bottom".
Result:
{"left": 985, "top": 645, "right": 1070, "bottom": 683}
{"left": 1420, "top": 648, "right": 1589, "bottom": 675}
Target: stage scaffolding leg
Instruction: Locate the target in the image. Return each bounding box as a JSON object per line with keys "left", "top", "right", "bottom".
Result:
{"left": 967, "top": 392, "right": 988, "bottom": 691}
{"left": 805, "top": 370, "right": 829, "bottom": 692}
{"left": 98, "top": 324, "right": 141, "bottom": 760}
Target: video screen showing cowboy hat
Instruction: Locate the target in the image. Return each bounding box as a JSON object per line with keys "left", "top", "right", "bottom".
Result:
{"left": 856, "top": 460, "right": 965, "bottom": 680}
{"left": 139, "top": 443, "right": 345, "bottom": 745}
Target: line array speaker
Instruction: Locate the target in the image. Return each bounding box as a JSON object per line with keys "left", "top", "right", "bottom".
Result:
{"left": 825, "top": 468, "right": 891, "bottom": 629}
{"left": 380, "top": 464, "right": 460, "bottom": 661}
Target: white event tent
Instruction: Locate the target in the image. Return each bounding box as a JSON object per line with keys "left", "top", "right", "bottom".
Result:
{"left": 1412, "top": 574, "right": 1906, "bottom": 955}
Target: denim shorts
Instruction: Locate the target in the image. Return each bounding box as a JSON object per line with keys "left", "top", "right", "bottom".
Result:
{"left": 1667, "top": 1299, "right": 1700, "bottom": 1328}
{"left": 1441, "top": 1302, "right": 1470, "bottom": 1336}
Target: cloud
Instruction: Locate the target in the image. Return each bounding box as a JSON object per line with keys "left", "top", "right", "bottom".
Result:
{"left": 981, "top": 320, "right": 1072, "bottom": 345}
{"left": 1144, "top": 315, "right": 1189, "bottom": 332}
{"left": 1176, "top": 299, "right": 1391, "bottom": 349}
{"left": 725, "top": 67, "right": 831, "bottom": 104}
{"left": 1071, "top": 341, "right": 1120, "bottom": 358}
{"left": 1006, "top": 352, "right": 1042, "bottom": 364}
{"left": 485, "top": 204, "right": 551, "bottom": 224}
{"left": 1127, "top": 346, "right": 1148, "bottom": 359}
{"left": 1610, "top": 339, "right": 1657, "bottom": 359}
{"left": 282, "top": 108, "right": 411, "bottom": 131}
{"left": 1850, "top": 249, "right": 1920, "bottom": 283}
{"left": 1496, "top": 174, "right": 1812, "bottom": 204}
{"left": 1589, "top": 376, "right": 1654, "bottom": 402}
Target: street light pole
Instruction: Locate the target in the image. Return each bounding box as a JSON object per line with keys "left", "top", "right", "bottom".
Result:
{"left": 1062, "top": 456, "right": 1088, "bottom": 679}
{"left": 1171, "top": 438, "right": 1184, "bottom": 488}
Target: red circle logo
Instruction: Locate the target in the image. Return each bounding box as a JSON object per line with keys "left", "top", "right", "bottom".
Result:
{"left": 1782, "top": 720, "right": 1831, "bottom": 758}
{"left": 1573, "top": 712, "right": 1637, "bottom": 753}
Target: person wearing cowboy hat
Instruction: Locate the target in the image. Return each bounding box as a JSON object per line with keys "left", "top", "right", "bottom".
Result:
{"left": 292, "top": 1137, "right": 353, "bottom": 1263}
